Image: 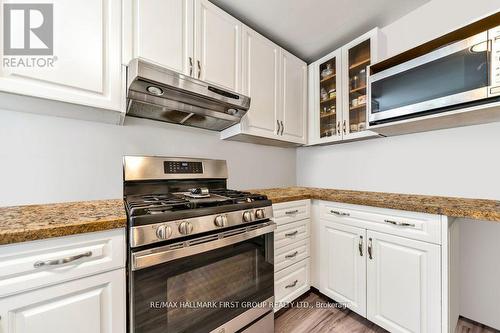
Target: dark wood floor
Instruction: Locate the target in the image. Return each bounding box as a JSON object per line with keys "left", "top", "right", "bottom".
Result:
{"left": 275, "top": 291, "right": 499, "bottom": 333}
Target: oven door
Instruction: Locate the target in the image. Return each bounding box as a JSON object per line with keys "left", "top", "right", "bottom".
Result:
{"left": 129, "top": 222, "right": 276, "bottom": 333}
{"left": 369, "top": 31, "right": 490, "bottom": 124}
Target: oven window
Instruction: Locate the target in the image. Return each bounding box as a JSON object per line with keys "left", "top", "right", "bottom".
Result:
{"left": 131, "top": 234, "right": 274, "bottom": 333}
{"left": 371, "top": 46, "right": 489, "bottom": 114}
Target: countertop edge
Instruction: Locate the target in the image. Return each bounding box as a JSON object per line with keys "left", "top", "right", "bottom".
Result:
{"left": 0, "top": 218, "right": 127, "bottom": 246}
{"left": 253, "top": 188, "right": 500, "bottom": 223}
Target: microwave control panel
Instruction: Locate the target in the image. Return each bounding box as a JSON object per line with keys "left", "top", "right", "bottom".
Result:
{"left": 489, "top": 26, "right": 500, "bottom": 96}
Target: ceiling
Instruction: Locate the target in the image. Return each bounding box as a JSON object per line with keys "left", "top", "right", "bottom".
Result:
{"left": 210, "top": 0, "right": 430, "bottom": 63}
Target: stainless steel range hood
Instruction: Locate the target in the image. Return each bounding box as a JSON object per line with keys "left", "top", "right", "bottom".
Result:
{"left": 126, "top": 59, "right": 250, "bottom": 131}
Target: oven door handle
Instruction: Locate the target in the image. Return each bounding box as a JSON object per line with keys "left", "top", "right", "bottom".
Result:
{"left": 131, "top": 222, "right": 277, "bottom": 271}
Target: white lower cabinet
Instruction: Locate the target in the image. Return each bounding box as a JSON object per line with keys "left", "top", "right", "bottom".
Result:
{"left": 273, "top": 200, "right": 311, "bottom": 311}
{"left": 320, "top": 220, "right": 366, "bottom": 317}
{"left": 0, "top": 269, "right": 125, "bottom": 333}
{"left": 0, "top": 229, "right": 126, "bottom": 333}
{"left": 366, "top": 230, "right": 441, "bottom": 333}
{"left": 317, "top": 201, "right": 443, "bottom": 333}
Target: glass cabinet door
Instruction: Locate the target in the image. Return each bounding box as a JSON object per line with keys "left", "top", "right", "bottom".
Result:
{"left": 317, "top": 54, "right": 340, "bottom": 140}
{"left": 345, "top": 39, "right": 371, "bottom": 135}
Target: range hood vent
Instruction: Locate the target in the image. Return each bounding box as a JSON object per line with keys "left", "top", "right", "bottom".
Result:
{"left": 126, "top": 59, "right": 250, "bottom": 131}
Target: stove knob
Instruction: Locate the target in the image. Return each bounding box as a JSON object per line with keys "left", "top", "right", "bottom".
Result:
{"left": 242, "top": 210, "right": 254, "bottom": 223}
{"left": 156, "top": 225, "right": 172, "bottom": 240}
{"left": 178, "top": 221, "right": 193, "bottom": 235}
{"left": 255, "top": 209, "right": 266, "bottom": 220}
{"left": 214, "top": 215, "right": 228, "bottom": 228}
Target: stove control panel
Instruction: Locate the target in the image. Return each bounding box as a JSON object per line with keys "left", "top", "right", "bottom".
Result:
{"left": 164, "top": 161, "right": 203, "bottom": 174}
{"left": 130, "top": 206, "right": 274, "bottom": 247}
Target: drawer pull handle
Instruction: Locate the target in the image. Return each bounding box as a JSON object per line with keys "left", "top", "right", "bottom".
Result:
{"left": 34, "top": 251, "right": 92, "bottom": 268}
{"left": 368, "top": 238, "right": 373, "bottom": 260}
{"left": 284, "top": 231, "right": 298, "bottom": 238}
{"left": 285, "top": 251, "right": 298, "bottom": 259}
{"left": 285, "top": 280, "right": 298, "bottom": 289}
{"left": 359, "top": 236, "right": 363, "bottom": 257}
{"left": 384, "top": 219, "right": 415, "bottom": 227}
{"left": 330, "top": 210, "right": 350, "bottom": 217}
{"left": 285, "top": 209, "right": 299, "bottom": 215}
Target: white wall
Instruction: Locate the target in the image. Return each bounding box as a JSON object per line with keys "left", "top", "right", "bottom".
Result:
{"left": 297, "top": 122, "right": 500, "bottom": 199}
{"left": 0, "top": 109, "right": 296, "bottom": 206}
{"left": 298, "top": 0, "right": 500, "bottom": 328}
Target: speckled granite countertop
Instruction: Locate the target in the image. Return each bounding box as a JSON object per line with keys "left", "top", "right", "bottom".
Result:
{"left": 0, "top": 200, "right": 126, "bottom": 245}
{"left": 252, "top": 187, "right": 500, "bottom": 222}
{"left": 1, "top": 187, "right": 498, "bottom": 245}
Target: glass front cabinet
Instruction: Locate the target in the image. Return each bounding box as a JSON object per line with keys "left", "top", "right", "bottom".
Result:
{"left": 308, "top": 28, "right": 382, "bottom": 145}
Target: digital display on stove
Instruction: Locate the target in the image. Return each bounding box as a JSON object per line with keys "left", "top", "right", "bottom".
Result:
{"left": 164, "top": 161, "right": 203, "bottom": 174}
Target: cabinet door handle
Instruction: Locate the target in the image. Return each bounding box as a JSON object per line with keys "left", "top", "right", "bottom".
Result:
{"left": 359, "top": 236, "right": 363, "bottom": 256}
{"left": 384, "top": 219, "right": 416, "bottom": 227}
{"left": 368, "top": 238, "right": 373, "bottom": 260}
{"left": 343, "top": 120, "right": 347, "bottom": 135}
{"left": 34, "top": 251, "right": 92, "bottom": 268}
{"left": 285, "top": 209, "right": 299, "bottom": 215}
{"left": 285, "top": 230, "right": 298, "bottom": 238}
{"left": 337, "top": 121, "right": 341, "bottom": 136}
{"left": 280, "top": 120, "right": 284, "bottom": 135}
{"left": 285, "top": 279, "right": 298, "bottom": 288}
{"left": 285, "top": 251, "right": 299, "bottom": 259}
{"left": 276, "top": 120, "right": 281, "bottom": 135}
{"left": 330, "top": 210, "right": 350, "bottom": 217}
{"left": 189, "top": 57, "right": 193, "bottom": 76}
{"left": 197, "top": 60, "right": 201, "bottom": 79}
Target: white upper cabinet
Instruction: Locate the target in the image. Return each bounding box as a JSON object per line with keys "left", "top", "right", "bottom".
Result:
{"left": 133, "top": 0, "right": 194, "bottom": 75}
{"left": 130, "top": 0, "right": 241, "bottom": 91}
{"left": 239, "top": 27, "right": 280, "bottom": 138}
{"left": 308, "top": 48, "right": 343, "bottom": 145}
{"left": 194, "top": 0, "right": 241, "bottom": 92}
{"left": 366, "top": 230, "right": 441, "bottom": 333}
{"left": 221, "top": 33, "right": 307, "bottom": 146}
{"left": 308, "top": 28, "right": 383, "bottom": 145}
{"left": 0, "top": 0, "right": 124, "bottom": 123}
{"left": 280, "top": 49, "right": 307, "bottom": 144}
{"left": 129, "top": 0, "right": 306, "bottom": 143}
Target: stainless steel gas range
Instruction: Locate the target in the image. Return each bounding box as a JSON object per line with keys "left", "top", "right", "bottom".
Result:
{"left": 123, "top": 156, "right": 275, "bottom": 333}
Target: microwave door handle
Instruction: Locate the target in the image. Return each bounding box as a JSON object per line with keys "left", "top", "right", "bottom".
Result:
{"left": 131, "top": 223, "right": 277, "bottom": 270}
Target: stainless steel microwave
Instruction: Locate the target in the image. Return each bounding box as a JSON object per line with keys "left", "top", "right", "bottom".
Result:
{"left": 368, "top": 26, "right": 500, "bottom": 125}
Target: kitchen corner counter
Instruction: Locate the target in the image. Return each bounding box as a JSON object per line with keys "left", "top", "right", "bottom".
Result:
{"left": 252, "top": 187, "right": 500, "bottom": 222}
{"left": 0, "top": 199, "right": 127, "bottom": 245}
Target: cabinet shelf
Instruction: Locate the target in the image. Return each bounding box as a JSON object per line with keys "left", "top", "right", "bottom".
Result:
{"left": 320, "top": 73, "right": 336, "bottom": 83}
{"left": 349, "top": 58, "right": 370, "bottom": 70}
{"left": 350, "top": 103, "right": 366, "bottom": 111}
{"left": 349, "top": 85, "right": 366, "bottom": 94}
{"left": 320, "top": 111, "right": 336, "bottom": 118}
{"left": 320, "top": 96, "right": 337, "bottom": 104}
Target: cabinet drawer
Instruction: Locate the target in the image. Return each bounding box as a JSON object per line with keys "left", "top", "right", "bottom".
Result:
{"left": 274, "top": 238, "right": 309, "bottom": 272}
{"left": 319, "top": 201, "right": 441, "bottom": 244}
{"left": 0, "top": 229, "right": 125, "bottom": 297}
{"left": 275, "top": 258, "right": 310, "bottom": 308}
{"left": 0, "top": 269, "right": 125, "bottom": 333}
{"left": 273, "top": 200, "right": 310, "bottom": 225}
{"left": 274, "top": 219, "right": 310, "bottom": 249}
